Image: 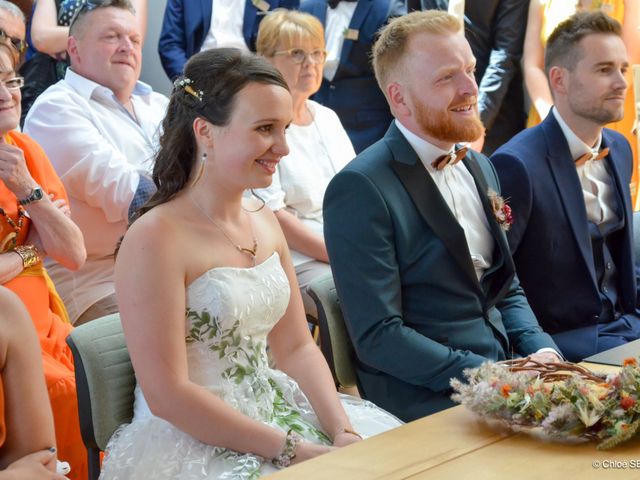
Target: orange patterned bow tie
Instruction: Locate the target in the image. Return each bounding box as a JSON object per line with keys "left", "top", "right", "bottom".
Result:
{"left": 432, "top": 146, "right": 468, "bottom": 170}
{"left": 575, "top": 147, "right": 609, "bottom": 166}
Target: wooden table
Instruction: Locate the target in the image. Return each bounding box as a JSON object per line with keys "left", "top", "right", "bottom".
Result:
{"left": 270, "top": 363, "right": 640, "bottom": 479}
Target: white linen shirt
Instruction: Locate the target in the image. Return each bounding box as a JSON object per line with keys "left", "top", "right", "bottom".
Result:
{"left": 24, "top": 68, "right": 169, "bottom": 322}
{"left": 395, "top": 120, "right": 493, "bottom": 280}
{"left": 323, "top": 2, "right": 357, "bottom": 81}
{"left": 256, "top": 100, "right": 355, "bottom": 266}
{"left": 552, "top": 108, "right": 616, "bottom": 226}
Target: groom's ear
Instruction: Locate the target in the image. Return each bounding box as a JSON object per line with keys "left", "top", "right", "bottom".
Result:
{"left": 387, "top": 81, "right": 411, "bottom": 118}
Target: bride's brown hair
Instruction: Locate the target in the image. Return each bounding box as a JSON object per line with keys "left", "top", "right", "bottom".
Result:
{"left": 135, "top": 48, "right": 290, "bottom": 220}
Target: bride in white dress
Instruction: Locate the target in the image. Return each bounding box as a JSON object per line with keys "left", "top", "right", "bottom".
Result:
{"left": 99, "top": 48, "right": 401, "bottom": 479}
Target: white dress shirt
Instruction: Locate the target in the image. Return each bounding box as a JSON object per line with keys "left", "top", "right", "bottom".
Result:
{"left": 256, "top": 100, "right": 355, "bottom": 266}
{"left": 324, "top": 2, "right": 357, "bottom": 81}
{"left": 24, "top": 68, "right": 169, "bottom": 322}
{"left": 395, "top": 120, "right": 493, "bottom": 280}
{"left": 200, "top": 0, "right": 249, "bottom": 52}
{"left": 552, "top": 108, "right": 616, "bottom": 226}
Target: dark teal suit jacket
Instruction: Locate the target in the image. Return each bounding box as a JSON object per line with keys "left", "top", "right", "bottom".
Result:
{"left": 323, "top": 123, "right": 557, "bottom": 421}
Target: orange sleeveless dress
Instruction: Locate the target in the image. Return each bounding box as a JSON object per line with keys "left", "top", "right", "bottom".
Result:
{"left": 0, "top": 131, "right": 86, "bottom": 480}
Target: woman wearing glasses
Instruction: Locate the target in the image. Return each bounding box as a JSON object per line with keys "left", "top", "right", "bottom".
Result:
{"left": 255, "top": 10, "right": 355, "bottom": 321}
{"left": 0, "top": 42, "right": 86, "bottom": 479}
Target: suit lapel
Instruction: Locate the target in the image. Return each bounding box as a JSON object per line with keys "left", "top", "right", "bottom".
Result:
{"left": 202, "top": 0, "right": 213, "bottom": 31}
{"left": 316, "top": 1, "right": 328, "bottom": 25}
{"left": 462, "top": 153, "right": 515, "bottom": 305}
{"left": 386, "top": 125, "right": 481, "bottom": 294}
{"left": 339, "top": 0, "right": 373, "bottom": 63}
{"left": 602, "top": 130, "right": 632, "bottom": 227}
{"left": 243, "top": 0, "right": 257, "bottom": 44}
{"left": 542, "top": 114, "right": 597, "bottom": 286}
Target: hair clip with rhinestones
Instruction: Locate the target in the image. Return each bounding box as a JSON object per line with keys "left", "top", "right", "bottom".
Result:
{"left": 174, "top": 77, "right": 203, "bottom": 102}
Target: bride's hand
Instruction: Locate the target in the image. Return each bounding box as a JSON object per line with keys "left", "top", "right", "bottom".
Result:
{"left": 290, "top": 441, "right": 335, "bottom": 465}
{"left": 332, "top": 431, "right": 362, "bottom": 447}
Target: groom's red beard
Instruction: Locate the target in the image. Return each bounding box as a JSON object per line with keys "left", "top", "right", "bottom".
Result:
{"left": 414, "top": 97, "right": 485, "bottom": 144}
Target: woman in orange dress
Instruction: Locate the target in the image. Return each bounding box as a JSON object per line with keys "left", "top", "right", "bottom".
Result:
{"left": 524, "top": 0, "right": 640, "bottom": 203}
{"left": 0, "top": 286, "right": 67, "bottom": 479}
{"left": 0, "top": 41, "right": 86, "bottom": 479}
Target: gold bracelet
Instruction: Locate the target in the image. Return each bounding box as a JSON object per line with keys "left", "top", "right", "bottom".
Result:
{"left": 335, "top": 427, "right": 362, "bottom": 440}
{"left": 13, "top": 245, "right": 41, "bottom": 269}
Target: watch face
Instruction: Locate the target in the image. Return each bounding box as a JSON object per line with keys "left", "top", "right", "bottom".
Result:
{"left": 33, "top": 187, "right": 44, "bottom": 201}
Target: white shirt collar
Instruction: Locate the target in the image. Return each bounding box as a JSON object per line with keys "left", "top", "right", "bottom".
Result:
{"left": 394, "top": 119, "right": 456, "bottom": 173}
{"left": 552, "top": 107, "right": 602, "bottom": 161}
{"left": 65, "top": 68, "right": 153, "bottom": 102}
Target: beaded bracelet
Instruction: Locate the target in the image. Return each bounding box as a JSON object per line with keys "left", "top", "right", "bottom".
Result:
{"left": 13, "top": 244, "right": 40, "bottom": 269}
{"left": 271, "top": 429, "right": 302, "bottom": 469}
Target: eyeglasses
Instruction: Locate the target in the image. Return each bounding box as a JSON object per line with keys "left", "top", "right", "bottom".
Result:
{"left": 0, "top": 76, "right": 24, "bottom": 90}
{"left": 273, "top": 48, "right": 327, "bottom": 65}
{"left": 0, "top": 29, "right": 26, "bottom": 54}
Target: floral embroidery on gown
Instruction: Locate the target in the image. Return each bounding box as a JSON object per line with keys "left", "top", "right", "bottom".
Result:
{"left": 99, "top": 253, "right": 401, "bottom": 479}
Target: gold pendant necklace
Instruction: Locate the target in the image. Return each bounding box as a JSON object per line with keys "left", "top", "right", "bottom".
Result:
{"left": 189, "top": 193, "right": 258, "bottom": 265}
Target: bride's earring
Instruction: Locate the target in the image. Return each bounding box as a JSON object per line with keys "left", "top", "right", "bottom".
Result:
{"left": 192, "top": 152, "right": 207, "bottom": 186}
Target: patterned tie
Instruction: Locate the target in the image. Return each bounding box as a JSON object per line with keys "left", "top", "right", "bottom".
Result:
{"left": 431, "top": 146, "right": 468, "bottom": 170}
{"left": 575, "top": 147, "right": 609, "bottom": 166}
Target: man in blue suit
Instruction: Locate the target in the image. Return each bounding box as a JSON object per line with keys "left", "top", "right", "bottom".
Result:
{"left": 300, "top": 0, "right": 404, "bottom": 153}
{"left": 491, "top": 12, "right": 640, "bottom": 362}
{"left": 159, "top": 0, "right": 299, "bottom": 80}
{"left": 324, "top": 10, "right": 559, "bottom": 422}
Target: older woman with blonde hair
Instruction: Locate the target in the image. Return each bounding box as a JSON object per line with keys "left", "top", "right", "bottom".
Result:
{"left": 255, "top": 9, "right": 355, "bottom": 319}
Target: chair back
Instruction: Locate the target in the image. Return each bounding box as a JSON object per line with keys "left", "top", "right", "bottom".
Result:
{"left": 66, "top": 313, "right": 135, "bottom": 480}
{"left": 307, "top": 273, "right": 357, "bottom": 388}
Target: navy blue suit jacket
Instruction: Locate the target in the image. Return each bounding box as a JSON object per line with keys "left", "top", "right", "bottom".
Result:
{"left": 324, "top": 123, "right": 557, "bottom": 421}
{"left": 491, "top": 113, "right": 640, "bottom": 336}
{"left": 300, "top": 0, "right": 403, "bottom": 153}
{"left": 159, "top": 0, "right": 300, "bottom": 80}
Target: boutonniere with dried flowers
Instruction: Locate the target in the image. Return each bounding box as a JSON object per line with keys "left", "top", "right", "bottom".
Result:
{"left": 487, "top": 188, "right": 513, "bottom": 232}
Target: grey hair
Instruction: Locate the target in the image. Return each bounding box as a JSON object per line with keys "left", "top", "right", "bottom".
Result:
{"left": 0, "top": 1, "right": 25, "bottom": 23}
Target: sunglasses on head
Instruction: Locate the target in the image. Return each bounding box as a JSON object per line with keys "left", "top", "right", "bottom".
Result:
{"left": 69, "top": 0, "right": 112, "bottom": 28}
{"left": 0, "top": 28, "right": 26, "bottom": 54}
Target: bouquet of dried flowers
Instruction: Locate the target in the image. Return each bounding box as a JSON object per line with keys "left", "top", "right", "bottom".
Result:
{"left": 450, "top": 357, "right": 640, "bottom": 449}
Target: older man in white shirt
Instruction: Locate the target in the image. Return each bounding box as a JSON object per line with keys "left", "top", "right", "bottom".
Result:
{"left": 25, "top": 0, "right": 168, "bottom": 325}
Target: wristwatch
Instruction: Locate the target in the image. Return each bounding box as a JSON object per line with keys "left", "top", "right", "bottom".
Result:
{"left": 18, "top": 185, "right": 44, "bottom": 206}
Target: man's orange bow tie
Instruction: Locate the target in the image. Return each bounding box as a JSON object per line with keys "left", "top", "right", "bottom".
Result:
{"left": 575, "top": 147, "right": 609, "bottom": 166}
{"left": 432, "top": 146, "right": 469, "bottom": 170}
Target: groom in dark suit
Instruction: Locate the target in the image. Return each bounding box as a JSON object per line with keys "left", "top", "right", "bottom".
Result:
{"left": 491, "top": 12, "right": 640, "bottom": 362}
{"left": 323, "top": 10, "right": 558, "bottom": 422}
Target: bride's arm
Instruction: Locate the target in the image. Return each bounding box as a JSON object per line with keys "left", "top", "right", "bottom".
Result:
{"left": 266, "top": 214, "right": 361, "bottom": 448}
{"left": 115, "top": 214, "right": 300, "bottom": 460}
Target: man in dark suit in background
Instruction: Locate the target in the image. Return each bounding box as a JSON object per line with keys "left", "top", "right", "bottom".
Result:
{"left": 158, "top": 0, "right": 299, "bottom": 80}
{"left": 324, "top": 10, "right": 558, "bottom": 422}
{"left": 410, "top": 0, "right": 529, "bottom": 155}
{"left": 301, "top": 0, "right": 404, "bottom": 152}
{"left": 491, "top": 12, "right": 640, "bottom": 361}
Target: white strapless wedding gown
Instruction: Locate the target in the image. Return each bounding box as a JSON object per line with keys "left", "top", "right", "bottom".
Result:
{"left": 99, "top": 252, "right": 401, "bottom": 479}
